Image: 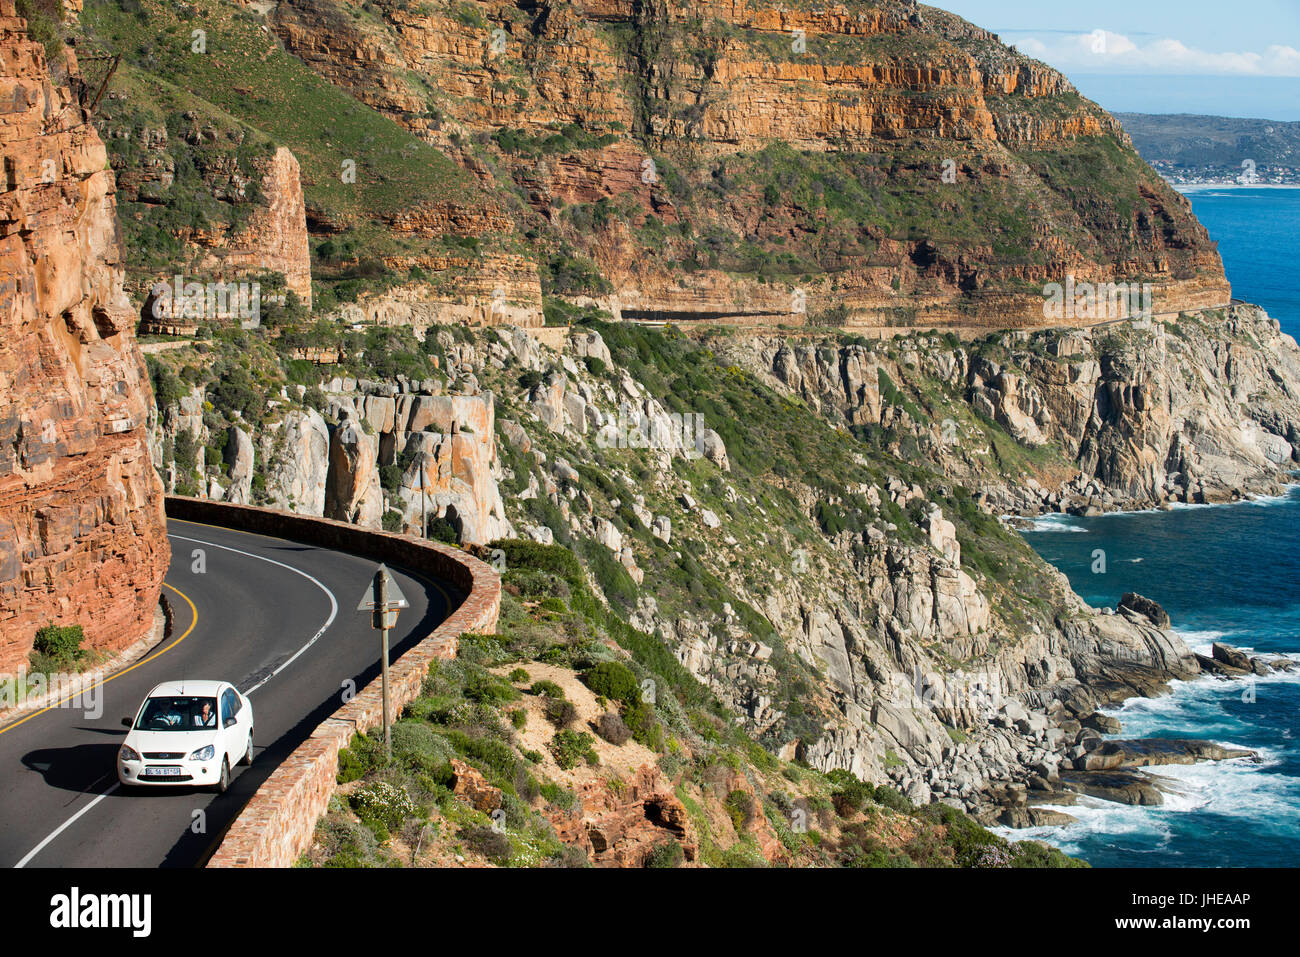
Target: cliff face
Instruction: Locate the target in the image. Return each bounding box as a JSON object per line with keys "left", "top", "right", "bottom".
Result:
{"left": 194, "top": 145, "right": 312, "bottom": 309}
{"left": 420, "top": 317, "right": 1223, "bottom": 813}
{"left": 0, "top": 3, "right": 169, "bottom": 669}
{"left": 148, "top": 357, "right": 514, "bottom": 546}
{"left": 266, "top": 0, "right": 1228, "bottom": 327}
{"left": 724, "top": 304, "right": 1300, "bottom": 513}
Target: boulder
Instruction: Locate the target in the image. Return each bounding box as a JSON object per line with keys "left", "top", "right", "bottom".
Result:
{"left": 1212, "top": 642, "right": 1253, "bottom": 671}
{"left": 267, "top": 409, "right": 330, "bottom": 515}
{"left": 1118, "top": 593, "right": 1171, "bottom": 629}
{"left": 696, "top": 428, "right": 730, "bottom": 471}
{"left": 325, "top": 418, "right": 383, "bottom": 528}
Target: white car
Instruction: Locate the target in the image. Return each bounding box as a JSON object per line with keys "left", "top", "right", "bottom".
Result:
{"left": 117, "top": 680, "right": 254, "bottom": 792}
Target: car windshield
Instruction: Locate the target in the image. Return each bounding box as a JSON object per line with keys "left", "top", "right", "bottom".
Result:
{"left": 135, "top": 696, "right": 219, "bottom": 731}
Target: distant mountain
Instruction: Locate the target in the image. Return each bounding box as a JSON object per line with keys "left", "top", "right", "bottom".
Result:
{"left": 1116, "top": 112, "right": 1300, "bottom": 184}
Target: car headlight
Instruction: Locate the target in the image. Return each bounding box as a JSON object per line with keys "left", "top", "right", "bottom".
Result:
{"left": 119, "top": 745, "right": 141, "bottom": 763}
{"left": 189, "top": 745, "right": 215, "bottom": 761}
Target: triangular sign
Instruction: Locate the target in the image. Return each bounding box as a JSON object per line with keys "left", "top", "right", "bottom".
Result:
{"left": 356, "top": 563, "right": 410, "bottom": 612}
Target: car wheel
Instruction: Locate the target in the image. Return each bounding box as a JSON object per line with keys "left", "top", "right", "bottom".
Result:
{"left": 215, "top": 757, "right": 230, "bottom": 794}
{"left": 240, "top": 730, "right": 253, "bottom": 766}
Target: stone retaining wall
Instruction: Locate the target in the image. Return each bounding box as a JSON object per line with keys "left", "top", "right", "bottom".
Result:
{"left": 163, "top": 497, "right": 500, "bottom": 867}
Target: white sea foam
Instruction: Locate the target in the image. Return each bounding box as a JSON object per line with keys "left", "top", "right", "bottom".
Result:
{"left": 1000, "top": 755, "right": 1299, "bottom": 856}
{"left": 1164, "top": 486, "right": 1300, "bottom": 512}
{"left": 1174, "top": 628, "right": 1228, "bottom": 656}
{"left": 995, "top": 799, "right": 1175, "bottom": 854}
{"left": 1021, "top": 515, "right": 1088, "bottom": 532}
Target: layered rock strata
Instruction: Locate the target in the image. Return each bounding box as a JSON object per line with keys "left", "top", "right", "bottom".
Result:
{"left": 0, "top": 5, "right": 169, "bottom": 670}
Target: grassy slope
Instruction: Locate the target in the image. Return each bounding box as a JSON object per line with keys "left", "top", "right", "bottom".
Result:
{"left": 82, "top": 0, "right": 479, "bottom": 221}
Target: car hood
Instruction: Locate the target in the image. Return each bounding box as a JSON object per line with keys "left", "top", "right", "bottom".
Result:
{"left": 124, "top": 729, "right": 217, "bottom": 754}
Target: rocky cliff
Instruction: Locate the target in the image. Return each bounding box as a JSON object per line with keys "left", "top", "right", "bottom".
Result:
{"left": 722, "top": 304, "right": 1300, "bottom": 513}
{"left": 103, "top": 85, "right": 315, "bottom": 318}
{"left": 0, "top": 3, "right": 168, "bottom": 670}
{"left": 264, "top": 0, "right": 1228, "bottom": 327}
{"left": 382, "top": 305, "right": 1290, "bottom": 822}
{"left": 147, "top": 326, "right": 514, "bottom": 545}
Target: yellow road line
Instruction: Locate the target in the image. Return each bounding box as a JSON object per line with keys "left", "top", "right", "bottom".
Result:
{"left": 0, "top": 582, "right": 197, "bottom": 737}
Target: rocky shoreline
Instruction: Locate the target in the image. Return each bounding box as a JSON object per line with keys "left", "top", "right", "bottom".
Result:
{"left": 1002, "top": 476, "right": 1297, "bottom": 525}
{"left": 970, "top": 637, "right": 1292, "bottom": 829}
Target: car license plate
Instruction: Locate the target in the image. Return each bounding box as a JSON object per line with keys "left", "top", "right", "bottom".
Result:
{"left": 143, "top": 766, "right": 182, "bottom": 777}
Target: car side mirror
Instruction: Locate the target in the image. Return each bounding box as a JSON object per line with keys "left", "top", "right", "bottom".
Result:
{"left": 224, "top": 717, "right": 237, "bottom": 728}
{"left": 121, "top": 717, "right": 132, "bottom": 728}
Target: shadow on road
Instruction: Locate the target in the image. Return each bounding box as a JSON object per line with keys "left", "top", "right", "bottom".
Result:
{"left": 22, "top": 743, "right": 120, "bottom": 794}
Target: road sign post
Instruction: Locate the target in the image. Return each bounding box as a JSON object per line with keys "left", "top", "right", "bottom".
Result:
{"left": 356, "top": 564, "right": 409, "bottom": 759}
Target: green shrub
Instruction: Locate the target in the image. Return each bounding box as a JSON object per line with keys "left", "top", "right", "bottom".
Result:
{"left": 550, "top": 730, "right": 598, "bottom": 770}
{"left": 528, "top": 679, "right": 565, "bottom": 699}
{"left": 508, "top": 668, "right": 530, "bottom": 683}
{"left": 32, "top": 624, "right": 87, "bottom": 668}
{"left": 463, "top": 669, "right": 519, "bottom": 704}
{"left": 317, "top": 812, "right": 381, "bottom": 868}
{"left": 460, "top": 825, "right": 512, "bottom": 864}
{"left": 594, "top": 712, "right": 632, "bottom": 746}
{"left": 725, "top": 789, "right": 754, "bottom": 832}
{"left": 337, "top": 732, "right": 387, "bottom": 783}
{"left": 539, "top": 780, "right": 578, "bottom": 809}
{"left": 426, "top": 516, "right": 460, "bottom": 544}
{"left": 646, "top": 841, "right": 684, "bottom": 868}
{"left": 872, "top": 786, "right": 913, "bottom": 814}
{"left": 583, "top": 661, "right": 638, "bottom": 704}
{"left": 391, "top": 722, "right": 454, "bottom": 774}
{"left": 379, "top": 464, "right": 403, "bottom": 493}
{"left": 827, "top": 768, "right": 875, "bottom": 817}
{"left": 489, "top": 539, "right": 584, "bottom": 582}
{"left": 349, "top": 781, "right": 419, "bottom": 837}
{"left": 622, "top": 697, "right": 663, "bottom": 751}
{"left": 544, "top": 697, "right": 578, "bottom": 728}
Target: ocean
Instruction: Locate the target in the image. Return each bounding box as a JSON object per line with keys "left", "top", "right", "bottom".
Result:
{"left": 1012, "top": 187, "right": 1300, "bottom": 867}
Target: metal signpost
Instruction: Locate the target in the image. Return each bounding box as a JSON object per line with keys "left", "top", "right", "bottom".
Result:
{"left": 355, "top": 564, "right": 409, "bottom": 757}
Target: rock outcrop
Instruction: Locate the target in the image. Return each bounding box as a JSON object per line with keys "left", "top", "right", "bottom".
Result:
{"left": 0, "top": 6, "right": 169, "bottom": 669}
{"left": 195, "top": 145, "right": 312, "bottom": 309}
{"left": 108, "top": 108, "right": 313, "bottom": 322}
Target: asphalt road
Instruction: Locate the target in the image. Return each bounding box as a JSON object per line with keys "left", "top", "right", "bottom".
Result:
{"left": 0, "top": 519, "right": 462, "bottom": 868}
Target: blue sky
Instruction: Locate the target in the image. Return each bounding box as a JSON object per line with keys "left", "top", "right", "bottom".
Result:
{"left": 936, "top": 0, "right": 1300, "bottom": 120}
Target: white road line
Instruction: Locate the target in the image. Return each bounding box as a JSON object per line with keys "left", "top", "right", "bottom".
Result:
{"left": 14, "top": 785, "right": 120, "bottom": 868}
{"left": 164, "top": 534, "right": 339, "bottom": 695}
{"left": 14, "top": 532, "right": 339, "bottom": 868}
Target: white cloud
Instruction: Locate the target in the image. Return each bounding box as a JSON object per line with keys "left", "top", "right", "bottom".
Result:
{"left": 1007, "top": 29, "right": 1300, "bottom": 77}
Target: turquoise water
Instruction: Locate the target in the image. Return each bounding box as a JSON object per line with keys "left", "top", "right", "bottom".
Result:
{"left": 1183, "top": 186, "right": 1300, "bottom": 339}
{"left": 1012, "top": 188, "right": 1300, "bottom": 867}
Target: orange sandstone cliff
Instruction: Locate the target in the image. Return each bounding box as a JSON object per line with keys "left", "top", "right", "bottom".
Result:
{"left": 266, "top": 0, "right": 1229, "bottom": 328}
{"left": 0, "top": 3, "right": 169, "bottom": 670}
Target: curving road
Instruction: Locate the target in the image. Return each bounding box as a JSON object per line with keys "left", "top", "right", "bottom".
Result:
{"left": 0, "top": 518, "right": 462, "bottom": 868}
